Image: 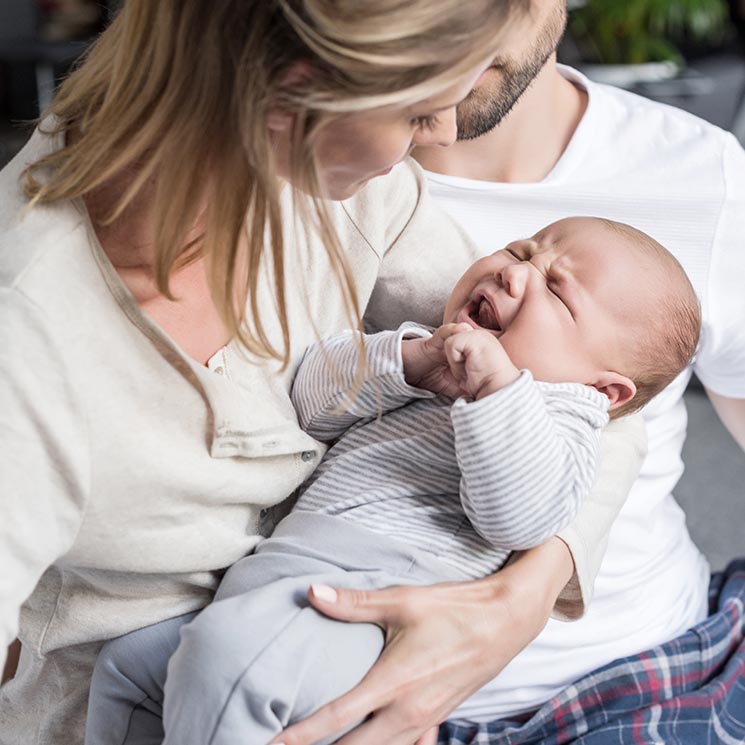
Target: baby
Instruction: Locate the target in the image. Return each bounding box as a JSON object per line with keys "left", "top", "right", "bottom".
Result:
{"left": 85, "top": 217, "right": 701, "bottom": 745}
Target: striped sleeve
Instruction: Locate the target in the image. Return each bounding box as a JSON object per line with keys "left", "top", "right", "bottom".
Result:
{"left": 291, "top": 323, "right": 436, "bottom": 442}
{"left": 451, "top": 371, "right": 609, "bottom": 550}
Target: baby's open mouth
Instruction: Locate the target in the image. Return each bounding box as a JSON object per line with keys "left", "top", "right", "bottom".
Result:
{"left": 469, "top": 296, "right": 502, "bottom": 333}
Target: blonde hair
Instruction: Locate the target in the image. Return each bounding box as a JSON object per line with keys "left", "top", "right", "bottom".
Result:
{"left": 601, "top": 220, "right": 701, "bottom": 420}
{"left": 23, "top": 0, "right": 526, "bottom": 366}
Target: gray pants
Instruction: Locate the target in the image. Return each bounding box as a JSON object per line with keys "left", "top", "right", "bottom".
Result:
{"left": 85, "top": 513, "right": 465, "bottom": 745}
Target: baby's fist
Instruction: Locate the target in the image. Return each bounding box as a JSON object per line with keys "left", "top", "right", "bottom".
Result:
{"left": 402, "top": 323, "right": 474, "bottom": 398}
{"left": 444, "top": 330, "right": 520, "bottom": 399}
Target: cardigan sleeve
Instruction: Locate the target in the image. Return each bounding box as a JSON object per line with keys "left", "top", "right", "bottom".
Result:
{"left": 0, "top": 288, "right": 89, "bottom": 670}
{"left": 554, "top": 412, "right": 648, "bottom": 620}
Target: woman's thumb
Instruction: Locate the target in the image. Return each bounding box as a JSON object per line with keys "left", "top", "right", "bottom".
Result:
{"left": 308, "top": 584, "right": 395, "bottom": 624}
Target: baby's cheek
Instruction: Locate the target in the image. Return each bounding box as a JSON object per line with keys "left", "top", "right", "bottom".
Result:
{"left": 499, "top": 327, "right": 555, "bottom": 377}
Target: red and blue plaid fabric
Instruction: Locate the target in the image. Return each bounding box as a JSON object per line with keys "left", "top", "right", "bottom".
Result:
{"left": 440, "top": 559, "right": 745, "bottom": 744}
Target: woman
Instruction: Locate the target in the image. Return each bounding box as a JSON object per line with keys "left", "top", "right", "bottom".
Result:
{"left": 0, "top": 2, "right": 644, "bottom": 744}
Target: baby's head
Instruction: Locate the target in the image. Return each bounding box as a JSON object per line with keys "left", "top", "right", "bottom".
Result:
{"left": 444, "top": 217, "right": 701, "bottom": 418}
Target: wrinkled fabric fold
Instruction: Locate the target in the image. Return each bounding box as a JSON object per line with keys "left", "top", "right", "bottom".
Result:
{"left": 440, "top": 558, "right": 745, "bottom": 744}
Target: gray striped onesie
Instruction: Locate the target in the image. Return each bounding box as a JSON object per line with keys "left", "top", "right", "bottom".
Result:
{"left": 291, "top": 323, "right": 610, "bottom": 579}
{"left": 86, "top": 323, "right": 610, "bottom": 744}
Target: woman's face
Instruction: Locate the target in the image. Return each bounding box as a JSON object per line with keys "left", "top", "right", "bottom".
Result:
{"left": 273, "top": 61, "right": 493, "bottom": 200}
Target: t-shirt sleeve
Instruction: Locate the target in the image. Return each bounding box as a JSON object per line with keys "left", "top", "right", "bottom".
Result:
{"left": 0, "top": 288, "right": 89, "bottom": 669}
{"left": 694, "top": 133, "right": 745, "bottom": 398}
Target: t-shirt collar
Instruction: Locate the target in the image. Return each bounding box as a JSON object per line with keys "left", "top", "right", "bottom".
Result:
{"left": 422, "top": 64, "right": 599, "bottom": 188}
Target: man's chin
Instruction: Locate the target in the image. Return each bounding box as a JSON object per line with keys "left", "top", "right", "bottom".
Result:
{"left": 455, "top": 90, "right": 516, "bottom": 140}
{"left": 455, "top": 44, "right": 560, "bottom": 140}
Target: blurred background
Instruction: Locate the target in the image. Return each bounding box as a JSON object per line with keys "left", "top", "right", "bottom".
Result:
{"left": 0, "top": 0, "right": 742, "bottom": 569}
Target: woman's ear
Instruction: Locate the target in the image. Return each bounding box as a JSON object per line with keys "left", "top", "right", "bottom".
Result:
{"left": 591, "top": 371, "right": 637, "bottom": 411}
{"left": 267, "top": 60, "right": 313, "bottom": 133}
{"left": 267, "top": 108, "right": 293, "bottom": 133}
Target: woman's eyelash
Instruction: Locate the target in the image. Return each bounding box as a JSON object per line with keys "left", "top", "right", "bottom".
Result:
{"left": 413, "top": 114, "right": 439, "bottom": 131}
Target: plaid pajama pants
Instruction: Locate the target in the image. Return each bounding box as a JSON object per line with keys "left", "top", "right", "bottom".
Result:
{"left": 440, "top": 559, "right": 745, "bottom": 744}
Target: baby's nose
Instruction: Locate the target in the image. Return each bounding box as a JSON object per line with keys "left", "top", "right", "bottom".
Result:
{"left": 500, "top": 263, "right": 529, "bottom": 297}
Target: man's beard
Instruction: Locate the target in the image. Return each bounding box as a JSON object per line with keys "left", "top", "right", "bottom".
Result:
{"left": 456, "top": 53, "right": 551, "bottom": 140}
{"left": 456, "top": 5, "right": 565, "bottom": 141}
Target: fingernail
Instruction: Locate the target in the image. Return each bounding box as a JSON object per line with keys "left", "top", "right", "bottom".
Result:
{"left": 311, "top": 584, "right": 338, "bottom": 603}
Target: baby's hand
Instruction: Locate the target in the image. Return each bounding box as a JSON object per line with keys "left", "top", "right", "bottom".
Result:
{"left": 402, "top": 323, "right": 473, "bottom": 398}
{"left": 444, "top": 329, "right": 520, "bottom": 400}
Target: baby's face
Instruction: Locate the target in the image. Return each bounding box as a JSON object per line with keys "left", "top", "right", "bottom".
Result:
{"left": 444, "top": 217, "right": 651, "bottom": 386}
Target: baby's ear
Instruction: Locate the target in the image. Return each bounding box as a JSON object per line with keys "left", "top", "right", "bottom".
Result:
{"left": 591, "top": 371, "right": 636, "bottom": 411}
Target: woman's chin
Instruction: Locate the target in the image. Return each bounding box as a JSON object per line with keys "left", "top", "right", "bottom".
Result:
{"left": 321, "top": 181, "right": 364, "bottom": 201}
{"left": 324, "top": 168, "right": 397, "bottom": 201}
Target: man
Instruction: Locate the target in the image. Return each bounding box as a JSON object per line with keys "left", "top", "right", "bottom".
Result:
{"left": 258, "top": 5, "right": 745, "bottom": 742}
{"left": 397, "top": 0, "right": 745, "bottom": 722}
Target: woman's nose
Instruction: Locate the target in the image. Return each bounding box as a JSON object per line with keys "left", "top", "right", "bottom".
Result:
{"left": 415, "top": 107, "right": 458, "bottom": 148}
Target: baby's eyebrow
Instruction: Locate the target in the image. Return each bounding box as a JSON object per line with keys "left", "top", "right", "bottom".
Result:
{"left": 546, "top": 259, "right": 570, "bottom": 282}
{"left": 549, "top": 260, "right": 583, "bottom": 318}
{"left": 513, "top": 239, "right": 541, "bottom": 258}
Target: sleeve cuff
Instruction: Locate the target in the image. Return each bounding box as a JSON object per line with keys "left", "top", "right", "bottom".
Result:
{"left": 361, "top": 322, "right": 438, "bottom": 401}
{"left": 552, "top": 527, "right": 591, "bottom": 621}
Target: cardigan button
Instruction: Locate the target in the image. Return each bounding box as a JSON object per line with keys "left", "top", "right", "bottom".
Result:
{"left": 301, "top": 450, "right": 316, "bottom": 462}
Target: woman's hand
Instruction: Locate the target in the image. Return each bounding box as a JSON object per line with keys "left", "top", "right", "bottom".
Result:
{"left": 270, "top": 538, "right": 574, "bottom": 745}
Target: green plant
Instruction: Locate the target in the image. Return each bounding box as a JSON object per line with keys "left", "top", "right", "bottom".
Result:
{"left": 570, "top": 0, "right": 731, "bottom": 64}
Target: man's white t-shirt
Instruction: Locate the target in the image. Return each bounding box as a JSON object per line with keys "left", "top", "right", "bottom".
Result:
{"left": 423, "top": 66, "right": 745, "bottom": 720}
